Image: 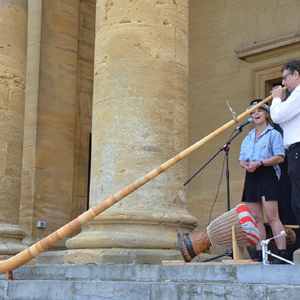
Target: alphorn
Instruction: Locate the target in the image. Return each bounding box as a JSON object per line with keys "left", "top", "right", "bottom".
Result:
{"left": 0, "top": 90, "right": 285, "bottom": 276}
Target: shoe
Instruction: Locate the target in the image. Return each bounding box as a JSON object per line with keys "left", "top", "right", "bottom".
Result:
{"left": 271, "top": 250, "right": 288, "bottom": 264}
{"left": 253, "top": 250, "right": 262, "bottom": 262}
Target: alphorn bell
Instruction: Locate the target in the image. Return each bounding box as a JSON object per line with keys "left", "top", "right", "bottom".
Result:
{"left": 177, "top": 204, "right": 260, "bottom": 262}
{"left": 177, "top": 205, "right": 296, "bottom": 262}
{"left": 0, "top": 90, "right": 285, "bottom": 276}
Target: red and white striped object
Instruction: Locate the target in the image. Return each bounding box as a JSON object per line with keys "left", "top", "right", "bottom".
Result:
{"left": 236, "top": 204, "right": 260, "bottom": 246}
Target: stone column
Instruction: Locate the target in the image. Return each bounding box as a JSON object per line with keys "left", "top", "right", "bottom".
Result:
{"left": 20, "top": 0, "right": 79, "bottom": 249}
{"left": 66, "top": 0, "right": 197, "bottom": 264}
{"left": 0, "top": 0, "right": 28, "bottom": 255}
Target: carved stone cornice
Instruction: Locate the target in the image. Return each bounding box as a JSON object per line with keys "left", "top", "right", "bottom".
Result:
{"left": 235, "top": 33, "right": 300, "bottom": 62}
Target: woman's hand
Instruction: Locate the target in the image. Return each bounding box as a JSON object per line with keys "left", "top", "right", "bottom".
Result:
{"left": 245, "top": 161, "right": 261, "bottom": 173}
{"left": 242, "top": 155, "right": 284, "bottom": 173}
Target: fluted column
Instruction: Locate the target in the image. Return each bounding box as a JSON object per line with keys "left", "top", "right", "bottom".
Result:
{"left": 0, "top": 0, "right": 27, "bottom": 255}
{"left": 66, "top": 0, "right": 196, "bottom": 264}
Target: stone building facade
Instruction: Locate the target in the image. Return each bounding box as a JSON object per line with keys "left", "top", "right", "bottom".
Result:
{"left": 0, "top": 0, "right": 299, "bottom": 264}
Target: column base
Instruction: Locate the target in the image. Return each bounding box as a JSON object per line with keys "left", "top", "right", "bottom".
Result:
{"left": 0, "top": 223, "right": 27, "bottom": 255}
{"left": 36, "top": 248, "right": 183, "bottom": 265}
{"left": 293, "top": 248, "right": 300, "bottom": 264}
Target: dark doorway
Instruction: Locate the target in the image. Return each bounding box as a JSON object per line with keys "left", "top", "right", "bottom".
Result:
{"left": 87, "top": 133, "right": 92, "bottom": 210}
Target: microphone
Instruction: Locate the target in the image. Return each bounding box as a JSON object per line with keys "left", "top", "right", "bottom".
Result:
{"left": 236, "top": 118, "right": 253, "bottom": 130}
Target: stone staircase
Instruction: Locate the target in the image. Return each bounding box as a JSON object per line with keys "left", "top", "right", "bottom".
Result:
{"left": 0, "top": 263, "right": 300, "bottom": 299}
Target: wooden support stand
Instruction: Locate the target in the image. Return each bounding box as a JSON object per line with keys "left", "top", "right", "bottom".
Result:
{"left": 231, "top": 225, "right": 244, "bottom": 261}
{"left": 163, "top": 226, "right": 259, "bottom": 265}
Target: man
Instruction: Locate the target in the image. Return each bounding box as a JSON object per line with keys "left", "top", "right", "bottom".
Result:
{"left": 271, "top": 59, "right": 300, "bottom": 227}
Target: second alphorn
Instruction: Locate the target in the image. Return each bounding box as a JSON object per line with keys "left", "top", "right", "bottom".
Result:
{"left": 0, "top": 90, "right": 284, "bottom": 276}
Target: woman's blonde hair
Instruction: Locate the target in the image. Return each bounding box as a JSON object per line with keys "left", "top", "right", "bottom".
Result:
{"left": 264, "top": 110, "right": 270, "bottom": 122}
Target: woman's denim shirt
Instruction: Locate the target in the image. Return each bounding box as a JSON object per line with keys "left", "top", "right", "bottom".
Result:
{"left": 239, "top": 124, "right": 285, "bottom": 180}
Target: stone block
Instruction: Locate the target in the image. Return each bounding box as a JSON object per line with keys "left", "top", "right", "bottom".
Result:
{"left": 0, "top": 83, "right": 9, "bottom": 110}
{"left": 0, "top": 143, "right": 6, "bottom": 176}
{"left": 59, "top": 32, "right": 78, "bottom": 52}
{"left": 24, "top": 94, "right": 38, "bottom": 125}
{"left": 293, "top": 248, "right": 300, "bottom": 264}
{"left": 28, "top": 0, "right": 42, "bottom": 14}
{"left": 96, "top": 0, "right": 188, "bottom": 31}
{"left": 27, "top": 43, "right": 41, "bottom": 61}
{"left": 7, "top": 280, "right": 73, "bottom": 300}
{"left": 9, "top": 87, "right": 25, "bottom": 116}
{"left": 0, "top": 23, "right": 11, "bottom": 55}
{"left": 10, "top": 27, "right": 27, "bottom": 62}
{"left": 93, "top": 59, "right": 187, "bottom": 105}
{"left": 43, "top": 11, "right": 78, "bottom": 37}
{"left": 37, "top": 249, "right": 184, "bottom": 266}
{"left": 78, "top": 40, "right": 94, "bottom": 61}
{"left": 61, "top": 1, "right": 79, "bottom": 21}
{"left": 4, "top": 141, "right": 23, "bottom": 177}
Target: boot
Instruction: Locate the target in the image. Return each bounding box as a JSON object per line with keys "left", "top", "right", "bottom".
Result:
{"left": 271, "top": 249, "right": 289, "bottom": 264}
{"left": 253, "top": 250, "right": 262, "bottom": 262}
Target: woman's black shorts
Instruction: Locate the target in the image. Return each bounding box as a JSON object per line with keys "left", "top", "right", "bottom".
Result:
{"left": 241, "top": 166, "right": 280, "bottom": 202}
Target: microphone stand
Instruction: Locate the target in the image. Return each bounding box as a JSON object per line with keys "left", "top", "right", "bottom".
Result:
{"left": 184, "top": 126, "right": 247, "bottom": 262}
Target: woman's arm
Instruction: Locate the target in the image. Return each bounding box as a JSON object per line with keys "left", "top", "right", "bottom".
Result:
{"left": 239, "top": 160, "right": 247, "bottom": 169}
{"left": 261, "top": 155, "right": 284, "bottom": 166}
{"left": 242, "top": 155, "right": 284, "bottom": 173}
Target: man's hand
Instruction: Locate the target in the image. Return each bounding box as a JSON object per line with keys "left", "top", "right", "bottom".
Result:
{"left": 271, "top": 85, "right": 285, "bottom": 100}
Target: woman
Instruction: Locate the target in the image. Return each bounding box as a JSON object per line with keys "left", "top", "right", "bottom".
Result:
{"left": 239, "top": 99, "right": 287, "bottom": 264}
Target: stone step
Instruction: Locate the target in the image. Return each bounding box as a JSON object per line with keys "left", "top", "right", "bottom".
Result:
{"left": 0, "top": 264, "right": 299, "bottom": 299}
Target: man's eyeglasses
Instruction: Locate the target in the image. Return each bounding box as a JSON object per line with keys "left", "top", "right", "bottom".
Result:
{"left": 282, "top": 72, "right": 292, "bottom": 80}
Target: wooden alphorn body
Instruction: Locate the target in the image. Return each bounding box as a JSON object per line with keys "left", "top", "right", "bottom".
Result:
{"left": 0, "top": 92, "right": 283, "bottom": 276}
{"left": 177, "top": 204, "right": 260, "bottom": 262}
